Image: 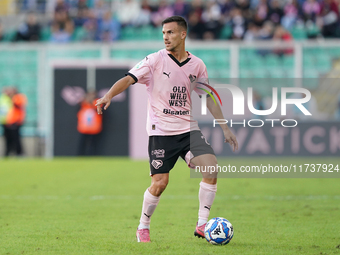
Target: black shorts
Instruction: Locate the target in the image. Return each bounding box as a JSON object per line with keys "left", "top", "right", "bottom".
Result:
{"left": 148, "top": 130, "right": 215, "bottom": 175}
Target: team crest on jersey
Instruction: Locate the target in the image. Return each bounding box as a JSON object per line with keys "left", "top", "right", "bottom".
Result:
{"left": 151, "top": 160, "right": 163, "bottom": 169}
{"left": 151, "top": 149, "right": 165, "bottom": 158}
{"left": 189, "top": 74, "right": 197, "bottom": 83}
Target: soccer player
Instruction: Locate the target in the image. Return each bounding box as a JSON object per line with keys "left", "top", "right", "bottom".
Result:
{"left": 96, "top": 16, "right": 238, "bottom": 243}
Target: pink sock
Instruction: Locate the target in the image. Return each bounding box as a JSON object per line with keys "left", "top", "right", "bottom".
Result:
{"left": 138, "top": 189, "right": 160, "bottom": 229}
{"left": 198, "top": 181, "right": 217, "bottom": 226}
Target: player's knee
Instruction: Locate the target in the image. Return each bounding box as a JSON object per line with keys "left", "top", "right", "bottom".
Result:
{"left": 158, "top": 179, "right": 168, "bottom": 193}
{"left": 153, "top": 179, "right": 168, "bottom": 196}
{"left": 203, "top": 177, "right": 217, "bottom": 185}
{"left": 150, "top": 173, "right": 169, "bottom": 196}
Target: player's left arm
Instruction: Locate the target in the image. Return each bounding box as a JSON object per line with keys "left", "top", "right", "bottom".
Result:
{"left": 206, "top": 96, "right": 238, "bottom": 152}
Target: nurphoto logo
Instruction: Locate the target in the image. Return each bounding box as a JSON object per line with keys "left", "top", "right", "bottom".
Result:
{"left": 199, "top": 84, "right": 312, "bottom": 128}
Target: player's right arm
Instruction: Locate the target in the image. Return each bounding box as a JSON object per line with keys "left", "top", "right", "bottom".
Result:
{"left": 95, "top": 75, "right": 135, "bottom": 114}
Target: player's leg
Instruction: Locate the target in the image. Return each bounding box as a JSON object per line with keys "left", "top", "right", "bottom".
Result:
{"left": 77, "top": 134, "right": 86, "bottom": 156}
{"left": 137, "top": 135, "right": 180, "bottom": 242}
{"left": 138, "top": 173, "right": 169, "bottom": 228}
{"left": 5, "top": 126, "right": 14, "bottom": 156}
{"left": 136, "top": 173, "right": 169, "bottom": 243}
{"left": 184, "top": 131, "right": 218, "bottom": 238}
{"left": 14, "top": 125, "right": 23, "bottom": 156}
{"left": 3, "top": 125, "right": 11, "bottom": 156}
{"left": 191, "top": 154, "right": 218, "bottom": 238}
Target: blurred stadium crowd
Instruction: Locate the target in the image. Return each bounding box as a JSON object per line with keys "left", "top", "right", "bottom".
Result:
{"left": 0, "top": 0, "right": 340, "bottom": 42}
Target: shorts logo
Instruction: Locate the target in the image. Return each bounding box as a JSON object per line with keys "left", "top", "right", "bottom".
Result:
{"left": 151, "top": 149, "right": 165, "bottom": 158}
{"left": 201, "top": 135, "right": 210, "bottom": 145}
{"left": 151, "top": 160, "right": 163, "bottom": 169}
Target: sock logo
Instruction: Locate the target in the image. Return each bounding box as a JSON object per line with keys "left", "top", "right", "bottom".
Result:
{"left": 204, "top": 206, "right": 211, "bottom": 211}
{"left": 144, "top": 213, "right": 151, "bottom": 218}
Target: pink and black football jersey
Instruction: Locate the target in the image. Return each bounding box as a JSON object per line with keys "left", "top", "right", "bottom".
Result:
{"left": 127, "top": 49, "right": 208, "bottom": 136}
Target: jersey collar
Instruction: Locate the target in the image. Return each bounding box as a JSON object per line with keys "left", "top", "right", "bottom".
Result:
{"left": 167, "top": 51, "right": 191, "bottom": 67}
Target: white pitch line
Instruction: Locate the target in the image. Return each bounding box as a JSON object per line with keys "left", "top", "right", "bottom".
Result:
{"left": 0, "top": 195, "right": 340, "bottom": 201}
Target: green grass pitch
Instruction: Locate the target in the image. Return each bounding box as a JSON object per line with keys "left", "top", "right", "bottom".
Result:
{"left": 0, "top": 157, "right": 339, "bottom": 255}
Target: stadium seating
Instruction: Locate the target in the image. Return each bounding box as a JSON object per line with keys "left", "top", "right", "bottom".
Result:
{"left": 0, "top": 50, "right": 38, "bottom": 136}
{"left": 46, "top": 49, "right": 101, "bottom": 59}
{"left": 2, "top": 29, "right": 17, "bottom": 42}
{"left": 303, "top": 47, "right": 340, "bottom": 81}
{"left": 0, "top": 48, "right": 102, "bottom": 136}
{"left": 1, "top": 44, "right": 340, "bottom": 136}
{"left": 290, "top": 26, "right": 307, "bottom": 40}
{"left": 120, "top": 26, "right": 163, "bottom": 41}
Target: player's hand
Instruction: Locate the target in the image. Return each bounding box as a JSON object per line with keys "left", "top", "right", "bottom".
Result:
{"left": 223, "top": 129, "right": 238, "bottom": 152}
{"left": 95, "top": 95, "right": 111, "bottom": 114}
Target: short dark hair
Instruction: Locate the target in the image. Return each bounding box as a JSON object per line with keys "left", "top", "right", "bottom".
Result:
{"left": 162, "top": 16, "right": 187, "bottom": 31}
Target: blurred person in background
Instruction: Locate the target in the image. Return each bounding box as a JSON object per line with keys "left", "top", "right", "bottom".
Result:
{"left": 1, "top": 87, "right": 27, "bottom": 157}
{"left": 76, "top": 0, "right": 88, "bottom": 12}
{"left": 0, "top": 88, "right": 12, "bottom": 133}
{"left": 117, "top": 0, "right": 141, "bottom": 27}
{"left": 188, "top": 10, "right": 205, "bottom": 39}
{"left": 234, "top": 0, "right": 250, "bottom": 12}
{"left": 220, "top": 0, "right": 235, "bottom": 23}
{"left": 268, "top": 0, "right": 284, "bottom": 26}
{"left": 132, "top": 0, "right": 153, "bottom": 27}
{"left": 230, "top": 8, "right": 247, "bottom": 39}
{"left": 93, "top": 0, "right": 109, "bottom": 19}
{"left": 303, "top": 0, "right": 321, "bottom": 38}
{"left": 173, "top": 0, "right": 190, "bottom": 19}
{"left": 281, "top": 0, "right": 301, "bottom": 30}
{"left": 273, "top": 25, "right": 293, "bottom": 56}
{"left": 74, "top": 7, "right": 89, "bottom": 28}
{"left": 189, "top": 0, "right": 204, "bottom": 18}
{"left": 77, "top": 91, "right": 102, "bottom": 156}
{"left": 250, "top": 0, "right": 259, "bottom": 9}
{"left": 257, "top": 21, "right": 274, "bottom": 55}
{"left": 50, "top": 9, "right": 74, "bottom": 42}
{"left": 317, "top": 0, "right": 339, "bottom": 38}
{"left": 201, "top": 0, "right": 223, "bottom": 39}
{"left": 55, "top": 0, "right": 69, "bottom": 13}
{"left": 253, "top": 0, "right": 269, "bottom": 27}
{"left": 81, "top": 10, "right": 98, "bottom": 41}
{"left": 234, "top": 0, "right": 252, "bottom": 23}
{"left": 68, "top": 0, "right": 82, "bottom": 15}
{"left": 151, "top": 0, "right": 175, "bottom": 27}
{"left": 258, "top": 20, "right": 274, "bottom": 39}
{"left": 303, "top": 0, "right": 320, "bottom": 23}
{"left": 244, "top": 22, "right": 259, "bottom": 41}
{"left": 97, "top": 11, "right": 120, "bottom": 42}
{"left": 21, "top": 0, "right": 37, "bottom": 11}
{"left": 15, "top": 12, "right": 41, "bottom": 41}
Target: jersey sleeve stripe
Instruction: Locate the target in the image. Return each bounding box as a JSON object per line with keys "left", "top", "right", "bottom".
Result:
{"left": 125, "top": 72, "right": 138, "bottom": 83}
